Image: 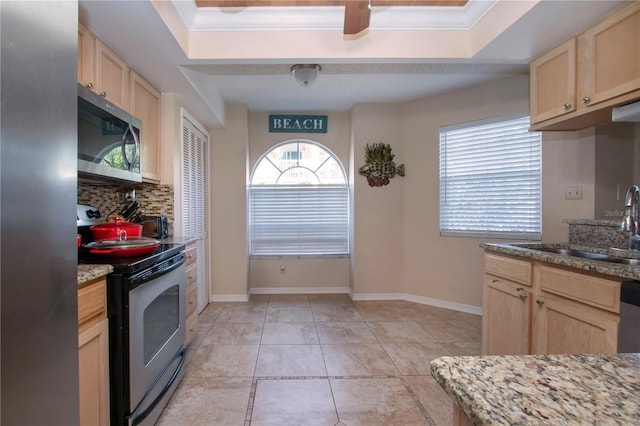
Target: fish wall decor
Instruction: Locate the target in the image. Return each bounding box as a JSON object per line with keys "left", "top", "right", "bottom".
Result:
{"left": 358, "top": 143, "right": 405, "bottom": 187}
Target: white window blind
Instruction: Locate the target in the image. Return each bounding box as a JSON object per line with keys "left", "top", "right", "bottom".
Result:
{"left": 249, "top": 140, "right": 349, "bottom": 256}
{"left": 439, "top": 114, "right": 542, "bottom": 240}
{"left": 249, "top": 185, "right": 349, "bottom": 255}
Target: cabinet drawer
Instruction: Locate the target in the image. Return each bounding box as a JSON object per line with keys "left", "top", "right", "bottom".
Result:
{"left": 185, "top": 312, "right": 198, "bottom": 346}
{"left": 185, "top": 244, "right": 197, "bottom": 266}
{"left": 538, "top": 265, "right": 620, "bottom": 313}
{"left": 186, "top": 263, "right": 197, "bottom": 288}
{"left": 78, "top": 279, "right": 106, "bottom": 326}
{"left": 186, "top": 281, "right": 198, "bottom": 318}
{"left": 484, "top": 254, "right": 532, "bottom": 285}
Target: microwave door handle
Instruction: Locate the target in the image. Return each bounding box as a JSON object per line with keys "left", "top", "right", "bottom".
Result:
{"left": 130, "top": 123, "right": 140, "bottom": 171}
{"left": 121, "top": 124, "right": 139, "bottom": 171}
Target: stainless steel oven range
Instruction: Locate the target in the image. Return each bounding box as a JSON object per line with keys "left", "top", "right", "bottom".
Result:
{"left": 78, "top": 207, "right": 186, "bottom": 426}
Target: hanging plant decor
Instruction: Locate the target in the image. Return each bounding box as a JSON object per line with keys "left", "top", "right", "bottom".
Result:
{"left": 358, "top": 143, "right": 405, "bottom": 187}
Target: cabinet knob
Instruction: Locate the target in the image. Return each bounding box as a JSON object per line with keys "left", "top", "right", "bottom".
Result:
{"left": 563, "top": 103, "right": 572, "bottom": 110}
{"left": 99, "top": 91, "right": 107, "bottom": 97}
{"left": 536, "top": 299, "right": 545, "bottom": 306}
{"left": 519, "top": 293, "right": 528, "bottom": 301}
{"left": 581, "top": 96, "right": 591, "bottom": 104}
{"left": 85, "top": 82, "right": 94, "bottom": 89}
{"left": 492, "top": 279, "right": 499, "bottom": 283}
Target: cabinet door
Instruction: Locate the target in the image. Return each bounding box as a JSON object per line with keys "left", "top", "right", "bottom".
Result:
{"left": 95, "top": 40, "right": 129, "bottom": 110}
{"left": 530, "top": 38, "right": 577, "bottom": 124}
{"left": 79, "top": 319, "right": 109, "bottom": 426}
{"left": 533, "top": 292, "right": 619, "bottom": 355}
{"left": 78, "top": 24, "right": 96, "bottom": 89}
{"left": 130, "top": 72, "right": 161, "bottom": 183}
{"left": 482, "top": 274, "right": 532, "bottom": 355}
{"left": 579, "top": 3, "right": 640, "bottom": 108}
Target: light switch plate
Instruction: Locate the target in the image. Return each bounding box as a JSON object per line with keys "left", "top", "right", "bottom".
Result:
{"left": 565, "top": 186, "right": 583, "bottom": 200}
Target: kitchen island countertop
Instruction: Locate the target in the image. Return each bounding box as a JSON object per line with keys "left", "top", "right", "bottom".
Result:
{"left": 431, "top": 353, "right": 640, "bottom": 425}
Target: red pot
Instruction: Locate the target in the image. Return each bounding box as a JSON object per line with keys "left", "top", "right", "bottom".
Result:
{"left": 90, "top": 219, "right": 143, "bottom": 241}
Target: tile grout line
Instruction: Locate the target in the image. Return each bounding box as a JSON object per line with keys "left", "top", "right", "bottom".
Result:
{"left": 399, "top": 375, "right": 437, "bottom": 426}
{"left": 244, "top": 377, "right": 258, "bottom": 426}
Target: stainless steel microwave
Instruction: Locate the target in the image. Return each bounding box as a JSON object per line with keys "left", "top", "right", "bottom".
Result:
{"left": 77, "top": 83, "right": 142, "bottom": 184}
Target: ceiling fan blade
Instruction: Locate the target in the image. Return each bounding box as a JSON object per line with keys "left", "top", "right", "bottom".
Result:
{"left": 344, "top": 0, "right": 370, "bottom": 35}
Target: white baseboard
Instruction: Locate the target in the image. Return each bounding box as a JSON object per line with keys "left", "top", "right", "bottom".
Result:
{"left": 250, "top": 286, "right": 351, "bottom": 295}
{"left": 351, "top": 292, "right": 482, "bottom": 315}
{"left": 402, "top": 293, "right": 482, "bottom": 315}
{"left": 210, "top": 294, "right": 250, "bottom": 302}
{"left": 211, "top": 289, "right": 482, "bottom": 315}
{"left": 349, "top": 292, "right": 405, "bottom": 301}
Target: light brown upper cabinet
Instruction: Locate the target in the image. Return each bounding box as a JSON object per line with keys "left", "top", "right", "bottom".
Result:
{"left": 78, "top": 24, "right": 130, "bottom": 111}
{"left": 530, "top": 2, "right": 640, "bottom": 131}
{"left": 530, "top": 39, "right": 577, "bottom": 124}
{"left": 95, "top": 40, "right": 130, "bottom": 111}
{"left": 578, "top": 4, "right": 640, "bottom": 109}
{"left": 130, "top": 72, "right": 162, "bottom": 183}
{"left": 78, "top": 24, "right": 96, "bottom": 90}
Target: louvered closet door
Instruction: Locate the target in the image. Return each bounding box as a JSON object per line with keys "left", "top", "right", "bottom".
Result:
{"left": 182, "top": 117, "right": 209, "bottom": 313}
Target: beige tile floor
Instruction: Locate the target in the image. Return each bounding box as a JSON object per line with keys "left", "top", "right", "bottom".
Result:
{"left": 157, "top": 294, "right": 482, "bottom": 426}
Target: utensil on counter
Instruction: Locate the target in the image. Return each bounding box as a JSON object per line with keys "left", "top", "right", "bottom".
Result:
{"left": 121, "top": 201, "right": 139, "bottom": 221}
{"left": 130, "top": 207, "right": 145, "bottom": 224}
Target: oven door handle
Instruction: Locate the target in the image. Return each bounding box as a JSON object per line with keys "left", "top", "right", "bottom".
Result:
{"left": 129, "top": 253, "right": 186, "bottom": 287}
{"left": 130, "top": 347, "right": 186, "bottom": 426}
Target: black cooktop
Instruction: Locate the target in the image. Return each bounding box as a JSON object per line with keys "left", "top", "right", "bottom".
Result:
{"left": 78, "top": 242, "right": 185, "bottom": 275}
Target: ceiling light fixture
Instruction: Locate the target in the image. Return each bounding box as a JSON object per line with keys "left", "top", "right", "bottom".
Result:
{"left": 291, "top": 64, "right": 321, "bottom": 88}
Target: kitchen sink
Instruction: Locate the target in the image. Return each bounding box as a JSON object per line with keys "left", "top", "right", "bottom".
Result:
{"left": 535, "top": 247, "right": 640, "bottom": 265}
{"left": 599, "top": 257, "right": 640, "bottom": 265}
{"left": 535, "top": 247, "right": 609, "bottom": 259}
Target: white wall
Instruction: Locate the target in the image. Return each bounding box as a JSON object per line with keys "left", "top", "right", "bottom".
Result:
{"left": 210, "top": 104, "right": 250, "bottom": 300}
{"left": 350, "top": 104, "right": 405, "bottom": 297}
{"left": 402, "top": 76, "right": 531, "bottom": 308}
{"left": 542, "top": 129, "right": 596, "bottom": 241}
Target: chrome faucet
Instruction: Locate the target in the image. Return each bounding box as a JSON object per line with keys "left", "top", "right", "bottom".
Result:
{"left": 621, "top": 185, "right": 640, "bottom": 250}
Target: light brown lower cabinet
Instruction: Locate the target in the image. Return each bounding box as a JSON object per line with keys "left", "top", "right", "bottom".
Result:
{"left": 483, "top": 253, "right": 621, "bottom": 356}
{"left": 532, "top": 290, "right": 619, "bottom": 354}
{"left": 185, "top": 243, "right": 199, "bottom": 346}
{"left": 483, "top": 274, "right": 532, "bottom": 355}
{"left": 78, "top": 278, "right": 110, "bottom": 426}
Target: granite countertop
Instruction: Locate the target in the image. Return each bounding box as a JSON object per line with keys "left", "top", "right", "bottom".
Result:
{"left": 431, "top": 353, "right": 640, "bottom": 425}
{"left": 481, "top": 242, "right": 640, "bottom": 281}
{"left": 77, "top": 264, "right": 113, "bottom": 286}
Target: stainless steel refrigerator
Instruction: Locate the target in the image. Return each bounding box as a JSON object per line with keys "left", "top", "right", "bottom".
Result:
{"left": 1, "top": 1, "right": 79, "bottom": 424}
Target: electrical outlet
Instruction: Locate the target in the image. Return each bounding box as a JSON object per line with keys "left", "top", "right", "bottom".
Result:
{"left": 124, "top": 190, "right": 136, "bottom": 202}
{"left": 565, "top": 186, "right": 583, "bottom": 200}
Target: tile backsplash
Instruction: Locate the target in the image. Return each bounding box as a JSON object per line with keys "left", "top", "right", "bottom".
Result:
{"left": 78, "top": 182, "right": 175, "bottom": 226}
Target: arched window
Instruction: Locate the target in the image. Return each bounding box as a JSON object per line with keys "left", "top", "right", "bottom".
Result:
{"left": 249, "top": 140, "right": 349, "bottom": 256}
